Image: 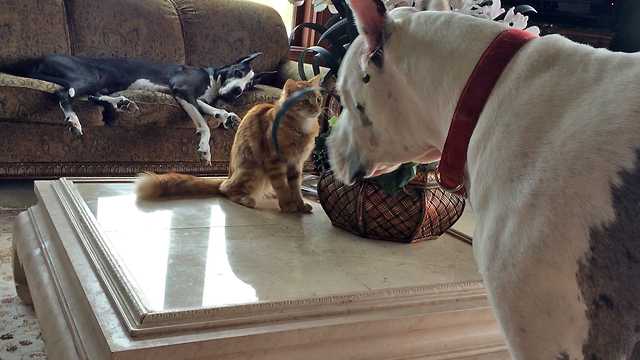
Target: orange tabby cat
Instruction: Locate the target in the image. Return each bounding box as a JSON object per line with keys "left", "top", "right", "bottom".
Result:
{"left": 134, "top": 74, "right": 323, "bottom": 213}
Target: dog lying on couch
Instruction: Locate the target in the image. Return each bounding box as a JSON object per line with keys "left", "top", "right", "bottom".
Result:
{"left": 2, "top": 52, "right": 267, "bottom": 164}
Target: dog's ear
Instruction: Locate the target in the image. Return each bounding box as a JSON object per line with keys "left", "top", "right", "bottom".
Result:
{"left": 235, "top": 52, "right": 263, "bottom": 65}
{"left": 419, "top": 0, "right": 449, "bottom": 11}
{"left": 253, "top": 70, "right": 278, "bottom": 85}
{"left": 349, "top": 0, "right": 395, "bottom": 67}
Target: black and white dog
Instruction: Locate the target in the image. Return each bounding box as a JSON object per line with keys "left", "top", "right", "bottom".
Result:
{"left": 6, "top": 52, "right": 265, "bottom": 164}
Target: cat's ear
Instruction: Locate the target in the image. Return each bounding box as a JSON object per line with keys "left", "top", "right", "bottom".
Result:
{"left": 283, "top": 78, "right": 298, "bottom": 97}
{"left": 309, "top": 73, "right": 323, "bottom": 87}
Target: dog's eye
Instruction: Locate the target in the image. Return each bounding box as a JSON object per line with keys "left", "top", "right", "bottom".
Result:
{"left": 234, "top": 70, "right": 243, "bottom": 78}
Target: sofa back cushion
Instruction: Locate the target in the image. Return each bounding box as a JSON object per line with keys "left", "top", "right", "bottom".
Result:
{"left": 1, "top": 0, "right": 289, "bottom": 73}
{"left": 0, "top": 0, "right": 71, "bottom": 66}
{"left": 66, "top": 0, "right": 186, "bottom": 63}
{"left": 175, "top": 0, "right": 290, "bottom": 73}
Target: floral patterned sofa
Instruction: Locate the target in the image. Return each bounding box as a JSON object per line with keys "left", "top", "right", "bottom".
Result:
{"left": 0, "top": 0, "right": 302, "bottom": 179}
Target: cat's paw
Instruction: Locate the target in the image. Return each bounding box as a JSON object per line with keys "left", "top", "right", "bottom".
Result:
{"left": 237, "top": 196, "right": 257, "bottom": 208}
{"left": 278, "top": 201, "right": 298, "bottom": 213}
{"left": 266, "top": 192, "right": 277, "bottom": 199}
{"left": 242, "top": 197, "right": 257, "bottom": 208}
{"left": 297, "top": 202, "right": 313, "bottom": 213}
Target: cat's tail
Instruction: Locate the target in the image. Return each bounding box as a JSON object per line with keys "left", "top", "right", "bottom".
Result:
{"left": 134, "top": 172, "right": 224, "bottom": 198}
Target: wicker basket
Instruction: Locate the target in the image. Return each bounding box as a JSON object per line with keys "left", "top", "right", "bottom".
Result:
{"left": 317, "top": 169, "right": 466, "bottom": 243}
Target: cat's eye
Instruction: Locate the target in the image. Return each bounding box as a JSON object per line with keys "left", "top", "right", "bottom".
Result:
{"left": 302, "top": 99, "right": 311, "bottom": 105}
{"left": 316, "top": 96, "right": 322, "bottom": 103}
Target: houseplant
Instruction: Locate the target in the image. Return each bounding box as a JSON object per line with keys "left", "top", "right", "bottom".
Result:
{"left": 276, "top": 0, "right": 537, "bottom": 242}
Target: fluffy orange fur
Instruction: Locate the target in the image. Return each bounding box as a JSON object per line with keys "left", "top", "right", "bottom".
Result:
{"left": 135, "top": 74, "right": 323, "bottom": 212}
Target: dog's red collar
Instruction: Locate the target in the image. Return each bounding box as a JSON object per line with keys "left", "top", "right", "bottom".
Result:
{"left": 436, "top": 28, "right": 538, "bottom": 196}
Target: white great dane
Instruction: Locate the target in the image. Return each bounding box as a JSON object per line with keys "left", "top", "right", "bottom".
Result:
{"left": 327, "top": 0, "right": 640, "bottom": 358}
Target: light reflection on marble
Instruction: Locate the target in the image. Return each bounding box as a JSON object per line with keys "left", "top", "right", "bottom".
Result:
{"left": 74, "top": 181, "right": 481, "bottom": 312}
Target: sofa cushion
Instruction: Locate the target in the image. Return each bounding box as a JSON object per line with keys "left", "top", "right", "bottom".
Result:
{"left": 175, "top": 0, "right": 290, "bottom": 74}
{"left": 0, "top": 74, "right": 103, "bottom": 127}
{"left": 0, "top": 120, "right": 236, "bottom": 164}
{"left": 0, "top": 0, "right": 71, "bottom": 66}
{"left": 67, "top": 0, "right": 186, "bottom": 63}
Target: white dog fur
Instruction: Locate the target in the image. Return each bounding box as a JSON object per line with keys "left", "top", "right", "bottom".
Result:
{"left": 327, "top": 0, "right": 640, "bottom": 358}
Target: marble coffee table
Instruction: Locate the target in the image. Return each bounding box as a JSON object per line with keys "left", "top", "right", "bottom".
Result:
{"left": 12, "top": 177, "right": 508, "bottom": 360}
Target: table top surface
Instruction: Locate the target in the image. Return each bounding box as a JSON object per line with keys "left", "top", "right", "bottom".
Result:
{"left": 72, "top": 180, "right": 479, "bottom": 312}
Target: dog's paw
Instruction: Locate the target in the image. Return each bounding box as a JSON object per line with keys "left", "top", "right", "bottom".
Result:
{"left": 207, "top": 119, "right": 224, "bottom": 129}
{"left": 65, "top": 114, "right": 83, "bottom": 135}
{"left": 197, "top": 146, "right": 212, "bottom": 166}
{"left": 223, "top": 113, "right": 241, "bottom": 131}
{"left": 116, "top": 97, "right": 139, "bottom": 112}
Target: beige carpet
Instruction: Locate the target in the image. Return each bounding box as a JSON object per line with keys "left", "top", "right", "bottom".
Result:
{"left": 0, "top": 209, "right": 47, "bottom": 360}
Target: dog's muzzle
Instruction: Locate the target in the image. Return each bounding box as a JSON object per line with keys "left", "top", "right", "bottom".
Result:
{"left": 329, "top": 150, "right": 369, "bottom": 185}
{"left": 349, "top": 166, "right": 367, "bottom": 184}
{"left": 220, "top": 87, "right": 243, "bottom": 99}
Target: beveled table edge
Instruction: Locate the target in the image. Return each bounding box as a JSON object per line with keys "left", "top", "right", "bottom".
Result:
{"left": 57, "top": 177, "right": 487, "bottom": 337}
{"left": 13, "top": 178, "right": 508, "bottom": 360}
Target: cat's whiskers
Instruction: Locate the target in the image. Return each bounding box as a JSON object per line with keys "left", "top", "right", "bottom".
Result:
{"left": 285, "top": 112, "right": 321, "bottom": 134}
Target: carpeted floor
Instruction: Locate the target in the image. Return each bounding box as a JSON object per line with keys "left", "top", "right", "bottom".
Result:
{"left": 0, "top": 209, "right": 47, "bottom": 360}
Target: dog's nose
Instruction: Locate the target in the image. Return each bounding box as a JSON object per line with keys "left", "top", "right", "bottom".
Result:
{"left": 229, "top": 87, "right": 242, "bottom": 98}
{"left": 349, "top": 166, "right": 367, "bottom": 184}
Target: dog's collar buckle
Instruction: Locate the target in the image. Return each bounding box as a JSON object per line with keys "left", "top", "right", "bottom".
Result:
{"left": 435, "top": 165, "right": 465, "bottom": 195}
